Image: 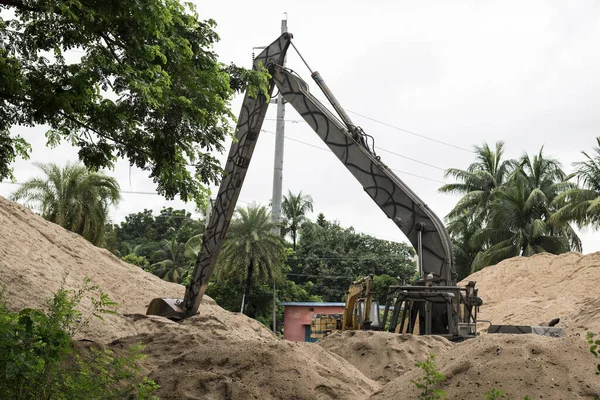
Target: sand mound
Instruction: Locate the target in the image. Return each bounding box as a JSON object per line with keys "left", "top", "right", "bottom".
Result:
{"left": 318, "top": 331, "right": 454, "bottom": 383}
{"left": 371, "top": 334, "right": 600, "bottom": 399}
{"left": 460, "top": 252, "right": 600, "bottom": 335}
{"left": 0, "top": 195, "right": 190, "bottom": 342}
{"left": 111, "top": 330, "right": 377, "bottom": 400}
{"left": 0, "top": 196, "right": 378, "bottom": 399}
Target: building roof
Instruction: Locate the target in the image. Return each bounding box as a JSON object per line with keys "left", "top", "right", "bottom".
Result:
{"left": 278, "top": 302, "right": 345, "bottom": 307}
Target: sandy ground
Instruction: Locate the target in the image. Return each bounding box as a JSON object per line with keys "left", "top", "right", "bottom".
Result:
{"left": 2, "top": 194, "right": 600, "bottom": 399}
{"left": 460, "top": 251, "right": 600, "bottom": 335}
{"left": 318, "top": 331, "right": 453, "bottom": 383}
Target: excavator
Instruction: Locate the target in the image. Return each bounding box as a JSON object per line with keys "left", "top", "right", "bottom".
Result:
{"left": 145, "top": 31, "right": 483, "bottom": 341}
{"left": 145, "top": 32, "right": 565, "bottom": 341}
{"left": 310, "top": 275, "right": 379, "bottom": 340}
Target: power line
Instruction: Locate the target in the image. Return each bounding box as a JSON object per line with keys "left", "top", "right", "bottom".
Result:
{"left": 260, "top": 129, "right": 446, "bottom": 184}
{"left": 343, "top": 109, "right": 473, "bottom": 153}
{"left": 265, "top": 111, "right": 472, "bottom": 154}
{"left": 263, "top": 120, "right": 447, "bottom": 171}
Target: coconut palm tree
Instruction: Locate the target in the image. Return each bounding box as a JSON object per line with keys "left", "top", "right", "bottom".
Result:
{"left": 552, "top": 137, "right": 600, "bottom": 230}
{"left": 509, "top": 147, "right": 581, "bottom": 251}
{"left": 10, "top": 161, "right": 120, "bottom": 245}
{"left": 148, "top": 237, "right": 187, "bottom": 283}
{"left": 216, "top": 204, "right": 285, "bottom": 315}
{"left": 470, "top": 174, "right": 570, "bottom": 272}
{"left": 446, "top": 210, "right": 484, "bottom": 280}
{"left": 440, "top": 141, "right": 515, "bottom": 221}
{"left": 282, "top": 190, "right": 314, "bottom": 250}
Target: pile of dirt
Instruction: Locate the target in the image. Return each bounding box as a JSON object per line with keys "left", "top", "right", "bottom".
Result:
{"left": 318, "top": 330, "right": 453, "bottom": 383}
{"left": 370, "top": 333, "right": 600, "bottom": 399}
{"left": 111, "top": 330, "right": 377, "bottom": 400}
{"left": 460, "top": 252, "right": 600, "bottom": 335}
{"left": 0, "top": 195, "right": 377, "bottom": 399}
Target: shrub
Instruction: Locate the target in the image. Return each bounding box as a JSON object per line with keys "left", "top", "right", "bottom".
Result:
{"left": 0, "top": 276, "right": 159, "bottom": 399}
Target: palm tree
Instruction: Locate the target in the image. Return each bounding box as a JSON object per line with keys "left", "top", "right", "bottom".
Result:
{"left": 513, "top": 147, "right": 581, "bottom": 251}
{"left": 446, "top": 210, "right": 484, "bottom": 280}
{"left": 10, "top": 162, "right": 120, "bottom": 245}
{"left": 148, "top": 237, "right": 187, "bottom": 283}
{"left": 440, "top": 141, "right": 515, "bottom": 220}
{"left": 552, "top": 137, "right": 600, "bottom": 230}
{"left": 470, "top": 174, "right": 570, "bottom": 272}
{"left": 282, "top": 190, "right": 314, "bottom": 250}
{"left": 216, "top": 204, "right": 285, "bottom": 315}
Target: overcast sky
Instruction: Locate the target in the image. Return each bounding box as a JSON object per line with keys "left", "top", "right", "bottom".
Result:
{"left": 1, "top": 0, "right": 599, "bottom": 253}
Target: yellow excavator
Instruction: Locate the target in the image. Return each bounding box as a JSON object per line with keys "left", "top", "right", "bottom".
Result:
{"left": 310, "top": 275, "right": 381, "bottom": 340}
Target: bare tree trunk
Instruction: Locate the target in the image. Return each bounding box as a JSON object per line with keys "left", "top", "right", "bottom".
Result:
{"left": 292, "top": 230, "right": 297, "bottom": 251}
{"left": 242, "top": 259, "right": 254, "bottom": 314}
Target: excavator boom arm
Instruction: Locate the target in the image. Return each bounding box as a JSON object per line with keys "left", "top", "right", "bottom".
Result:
{"left": 179, "top": 33, "right": 292, "bottom": 318}
{"left": 271, "top": 65, "right": 455, "bottom": 285}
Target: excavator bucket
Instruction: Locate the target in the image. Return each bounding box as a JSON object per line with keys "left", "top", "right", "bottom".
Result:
{"left": 146, "top": 298, "right": 185, "bottom": 320}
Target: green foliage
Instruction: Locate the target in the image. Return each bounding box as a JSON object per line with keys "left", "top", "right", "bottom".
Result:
{"left": 552, "top": 137, "right": 600, "bottom": 230}
{"left": 294, "top": 220, "right": 415, "bottom": 301}
{"left": 586, "top": 332, "right": 600, "bottom": 375}
{"left": 0, "top": 0, "right": 269, "bottom": 208}
{"left": 441, "top": 142, "right": 581, "bottom": 274}
{"left": 216, "top": 204, "right": 286, "bottom": 314}
{"left": 411, "top": 353, "right": 448, "bottom": 400}
{"left": 372, "top": 274, "right": 400, "bottom": 305}
{"left": 484, "top": 388, "right": 509, "bottom": 399}
{"left": 281, "top": 190, "right": 314, "bottom": 250}
{"left": 10, "top": 162, "right": 120, "bottom": 245}
{"left": 0, "top": 278, "right": 158, "bottom": 399}
{"left": 122, "top": 253, "right": 150, "bottom": 268}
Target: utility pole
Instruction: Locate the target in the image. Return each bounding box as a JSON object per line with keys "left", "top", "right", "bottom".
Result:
{"left": 271, "top": 14, "right": 287, "bottom": 236}
{"left": 270, "top": 14, "right": 288, "bottom": 335}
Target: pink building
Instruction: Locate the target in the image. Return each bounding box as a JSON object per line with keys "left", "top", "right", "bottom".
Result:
{"left": 279, "top": 302, "right": 345, "bottom": 342}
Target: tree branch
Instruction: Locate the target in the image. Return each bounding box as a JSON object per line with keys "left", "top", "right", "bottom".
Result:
{"left": 0, "top": 0, "right": 36, "bottom": 11}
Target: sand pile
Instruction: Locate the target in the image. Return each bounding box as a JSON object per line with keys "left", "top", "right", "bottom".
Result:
{"left": 0, "top": 196, "right": 377, "bottom": 399}
{"left": 0, "top": 195, "right": 188, "bottom": 342}
{"left": 318, "top": 331, "right": 453, "bottom": 383}
{"left": 459, "top": 252, "right": 600, "bottom": 335}
{"left": 370, "top": 333, "right": 600, "bottom": 399}
{"left": 111, "top": 331, "right": 377, "bottom": 400}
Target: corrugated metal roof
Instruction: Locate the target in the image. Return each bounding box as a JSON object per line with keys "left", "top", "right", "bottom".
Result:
{"left": 278, "top": 302, "right": 345, "bottom": 307}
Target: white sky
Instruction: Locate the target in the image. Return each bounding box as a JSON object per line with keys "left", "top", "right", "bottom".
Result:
{"left": 1, "top": 0, "right": 599, "bottom": 253}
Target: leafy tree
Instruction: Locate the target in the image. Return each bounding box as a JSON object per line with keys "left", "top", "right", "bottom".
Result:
{"left": 440, "top": 141, "right": 514, "bottom": 221}
{"left": 446, "top": 210, "right": 484, "bottom": 280}
{"left": 216, "top": 204, "right": 285, "bottom": 314}
{"left": 470, "top": 173, "right": 570, "bottom": 271}
{"left": 316, "top": 212, "right": 327, "bottom": 227}
{"left": 102, "top": 222, "right": 120, "bottom": 255}
{"left": 442, "top": 143, "right": 580, "bottom": 273}
{"left": 10, "top": 161, "right": 120, "bottom": 245}
{"left": 147, "top": 237, "right": 188, "bottom": 283}
{"left": 116, "top": 209, "right": 156, "bottom": 244}
{"left": 0, "top": 0, "right": 269, "bottom": 207}
{"left": 117, "top": 207, "right": 203, "bottom": 245}
{"left": 121, "top": 253, "right": 149, "bottom": 268}
{"left": 372, "top": 274, "right": 401, "bottom": 305}
{"left": 553, "top": 137, "right": 600, "bottom": 230}
{"left": 294, "top": 220, "right": 415, "bottom": 301}
{"left": 513, "top": 147, "right": 581, "bottom": 251}
{"left": 282, "top": 190, "right": 314, "bottom": 250}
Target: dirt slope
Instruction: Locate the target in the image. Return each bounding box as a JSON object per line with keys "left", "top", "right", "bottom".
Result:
{"left": 318, "top": 330, "right": 453, "bottom": 383}
{"left": 0, "top": 195, "right": 377, "bottom": 399}
{"left": 370, "top": 334, "right": 600, "bottom": 400}
{"left": 111, "top": 329, "right": 377, "bottom": 400}
{"left": 460, "top": 252, "right": 600, "bottom": 335}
